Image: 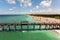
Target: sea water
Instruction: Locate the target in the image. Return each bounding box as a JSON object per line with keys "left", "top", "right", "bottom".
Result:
{"left": 0, "top": 15, "right": 60, "bottom": 40}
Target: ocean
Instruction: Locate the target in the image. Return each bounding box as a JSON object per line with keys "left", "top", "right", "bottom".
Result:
{"left": 0, "top": 15, "right": 60, "bottom": 40}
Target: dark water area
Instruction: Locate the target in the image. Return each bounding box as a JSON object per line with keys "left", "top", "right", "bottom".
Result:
{"left": 0, "top": 15, "right": 35, "bottom": 23}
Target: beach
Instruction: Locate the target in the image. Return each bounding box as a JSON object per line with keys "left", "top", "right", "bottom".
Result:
{"left": 30, "top": 15, "right": 60, "bottom": 34}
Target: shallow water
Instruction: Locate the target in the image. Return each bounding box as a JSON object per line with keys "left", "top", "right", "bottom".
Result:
{"left": 0, "top": 15, "right": 60, "bottom": 40}
{"left": 0, "top": 31, "right": 60, "bottom": 40}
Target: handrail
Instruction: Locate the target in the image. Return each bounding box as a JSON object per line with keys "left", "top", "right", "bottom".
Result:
{"left": 0, "top": 23, "right": 60, "bottom": 32}
{"left": 0, "top": 23, "right": 60, "bottom": 25}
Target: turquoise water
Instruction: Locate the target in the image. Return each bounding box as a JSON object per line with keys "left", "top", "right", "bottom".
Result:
{"left": 0, "top": 15, "right": 35, "bottom": 23}
{"left": 0, "top": 15, "right": 60, "bottom": 40}
{"left": 0, "top": 31, "right": 60, "bottom": 40}
{"left": 0, "top": 15, "right": 37, "bottom": 31}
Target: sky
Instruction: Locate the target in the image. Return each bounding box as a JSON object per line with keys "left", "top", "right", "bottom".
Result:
{"left": 0, "top": 0, "right": 60, "bottom": 14}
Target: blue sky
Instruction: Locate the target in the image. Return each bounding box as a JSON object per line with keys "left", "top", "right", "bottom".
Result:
{"left": 0, "top": 0, "right": 60, "bottom": 14}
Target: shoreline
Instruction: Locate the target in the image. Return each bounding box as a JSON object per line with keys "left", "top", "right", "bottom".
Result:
{"left": 54, "top": 30, "right": 60, "bottom": 34}
{"left": 30, "top": 15, "right": 60, "bottom": 34}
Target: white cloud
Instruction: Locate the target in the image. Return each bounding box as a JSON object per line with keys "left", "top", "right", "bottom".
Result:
{"left": 19, "top": 0, "right": 32, "bottom": 8}
{"left": 9, "top": 7, "right": 16, "bottom": 11}
{"left": 20, "top": 0, "right": 24, "bottom": 3}
{"left": 30, "top": 10, "right": 32, "bottom": 12}
{"left": 28, "top": 2, "right": 32, "bottom": 6}
{"left": 36, "top": 6, "right": 39, "bottom": 9}
{"left": 0, "top": 9, "right": 60, "bottom": 14}
{"left": 6, "top": 0, "right": 16, "bottom": 4}
{"left": 29, "top": 5, "right": 40, "bottom": 12}
{"left": 40, "top": 0, "right": 52, "bottom": 7}
{"left": 9, "top": 8, "right": 13, "bottom": 11}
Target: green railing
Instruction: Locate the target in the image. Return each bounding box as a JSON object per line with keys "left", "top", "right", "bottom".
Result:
{"left": 0, "top": 23, "right": 60, "bottom": 31}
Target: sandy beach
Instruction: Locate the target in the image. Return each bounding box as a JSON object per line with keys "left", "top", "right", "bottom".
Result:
{"left": 30, "top": 15, "right": 60, "bottom": 34}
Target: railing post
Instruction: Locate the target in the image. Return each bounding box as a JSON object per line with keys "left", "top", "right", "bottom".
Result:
{"left": 2, "top": 25, "right": 4, "bottom": 31}
{"left": 14, "top": 25, "right": 16, "bottom": 31}
{"left": 27, "top": 24, "right": 29, "bottom": 31}
{"left": 0, "top": 25, "right": 2, "bottom": 32}
{"left": 47, "top": 25, "right": 49, "bottom": 29}
{"left": 57, "top": 25, "right": 60, "bottom": 29}
{"left": 39, "top": 24, "right": 41, "bottom": 30}
{"left": 8, "top": 25, "right": 10, "bottom": 31}
{"left": 59, "top": 25, "right": 60, "bottom": 29}
{"left": 48, "top": 25, "right": 50, "bottom": 30}
{"left": 6, "top": 25, "right": 9, "bottom": 32}
{"left": 21, "top": 24, "right": 22, "bottom": 32}
{"left": 45, "top": 25, "right": 47, "bottom": 30}
{"left": 33, "top": 25, "right": 35, "bottom": 31}
{"left": 53, "top": 25, "right": 56, "bottom": 29}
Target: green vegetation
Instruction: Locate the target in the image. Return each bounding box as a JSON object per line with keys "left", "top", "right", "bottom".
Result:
{"left": 30, "top": 14, "right": 60, "bottom": 19}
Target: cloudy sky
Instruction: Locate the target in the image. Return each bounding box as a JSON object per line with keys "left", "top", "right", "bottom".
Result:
{"left": 0, "top": 0, "right": 60, "bottom": 14}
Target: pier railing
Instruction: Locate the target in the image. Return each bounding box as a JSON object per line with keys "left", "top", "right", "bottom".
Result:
{"left": 0, "top": 23, "right": 60, "bottom": 31}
